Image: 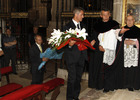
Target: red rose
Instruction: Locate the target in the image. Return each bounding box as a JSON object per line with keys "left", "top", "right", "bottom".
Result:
{"left": 77, "top": 33, "right": 79, "bottom": 35}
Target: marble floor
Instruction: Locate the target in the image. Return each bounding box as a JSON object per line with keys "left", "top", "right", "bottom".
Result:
{"left": 1, "top": 66, "right": 140, "bottom": 100}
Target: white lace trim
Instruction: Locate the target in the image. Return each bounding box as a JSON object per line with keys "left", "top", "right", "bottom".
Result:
{"left": 103, "top": 49, "right": 116, "bottom": 65}
{"left": 98, "top": 29, "right": 118, "bottom": 65}
{"left": 124, "top": 39, "right": 139, "bottom": 68}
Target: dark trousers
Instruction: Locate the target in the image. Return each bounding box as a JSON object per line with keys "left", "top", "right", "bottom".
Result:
{"left": 4, "top": 48, "right": 16, "bottom": 73}
{"left": 0, "top": 55, "right": 5, "bottom": 68}
{"left": 31, "top": 69, "right": 44, "bottom": 84}
{"left": 66, "top": 56, "right": 85, "bottom": 100}
{"left": 123, "top": 67, "right": 140, "bottom": 89}
{"left": 0, "top": 56, "right": 4, "bottom": 81}
{"left": 104, "top": 68, "right": 114, "bottom": 91}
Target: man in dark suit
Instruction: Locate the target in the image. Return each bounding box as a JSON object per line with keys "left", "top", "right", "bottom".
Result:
{"left": 63, "top": 7, "right": 88, "bottom": 100}
{"left": 29, "top": 35, "right": 48, "bottom": 84}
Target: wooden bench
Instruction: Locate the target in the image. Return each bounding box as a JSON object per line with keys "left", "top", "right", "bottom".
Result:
{"left": 42, "top": 78, "right": 64, "bottom": 100}
{"left": 0, "top": 66, "right": 13, "bottom": 84}
{"left": 0, "top": 66, "right": 23, "bottom": 97}
{"left": 0, "top": 84, "right": 44, "bottom": 100}
{"left": 0, "top": 83, "right": 23, "bottom": 97}
{"left": 0, "top": 78, "right": 64, "bottom": 100}
{"left": 23, "top": 78, "right": 64, "bottom": 100}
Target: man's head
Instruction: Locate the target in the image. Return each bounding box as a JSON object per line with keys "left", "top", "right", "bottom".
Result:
{"left": 126, "top": 15, "right": 135, "bottom": 27}
{"left": 100, "top": 8, "right": 111, "bottom": 22}
{"left": 33, "top": 26, "right": 38, "bottom": 34}
{"left": 35, "top": 35, "right": 42, "bottom": 45}
{"left": 6, "top": 29, "right": 11, "bottom": 36}
{"left": 73, "top": 7, "right": 85, "bottom": 23}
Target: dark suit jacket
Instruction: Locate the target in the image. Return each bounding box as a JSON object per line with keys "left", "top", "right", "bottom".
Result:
{"left": 29, "top": 43, "right": 45, "bottom": 73}
{"left": 63, "top": 20, "right": 88, "bottom": 64}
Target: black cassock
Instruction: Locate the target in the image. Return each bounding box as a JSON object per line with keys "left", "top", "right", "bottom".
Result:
{"left": 88, "top": 19, "right": 122, "bottom": 90}
{"left": 122, "top": 25, "right": 140, "bottom": 90}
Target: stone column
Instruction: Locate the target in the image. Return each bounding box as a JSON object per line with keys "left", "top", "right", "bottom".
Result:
{"left": 47, "top": 0, "right": 75, "bottom": 37}
{"left": 113, "top": 0, "right": 123, "bottom": 25}
{"left": 47, "top": 0, "right": 58, "bottom": 38}
{"left": 32, "top": 0, "right": 47, "bottom": 27}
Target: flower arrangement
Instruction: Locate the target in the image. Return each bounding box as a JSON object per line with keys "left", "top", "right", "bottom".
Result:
{"left": 47, "top": 28, "right": 91, "bottom": 50}
{"left": 38, "top": 28, "right": 95, "bottom": 70}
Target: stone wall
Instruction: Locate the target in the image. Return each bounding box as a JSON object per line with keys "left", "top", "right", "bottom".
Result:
{"left": 113, "top": 0, "right": 123, "bottom": 25}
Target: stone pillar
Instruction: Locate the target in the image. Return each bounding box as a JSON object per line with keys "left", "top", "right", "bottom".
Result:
{"left": 113, "top": 0, "right": 123, "bottom": 25}
{"left": 47, "top": 0, "right": 75, "bottom": 38}
{"left": 32, "top": 0, "right": 47, "bottom": 27}
{"left": 47, "top": 0, "right": 58, "bottom": 38}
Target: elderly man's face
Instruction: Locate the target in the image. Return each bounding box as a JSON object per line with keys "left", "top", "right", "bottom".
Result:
{"left": 35, "top": 36, "right": 42, "bottom": 45}
{"left": 126, "top": 16, "right": 135, "bottom": 27}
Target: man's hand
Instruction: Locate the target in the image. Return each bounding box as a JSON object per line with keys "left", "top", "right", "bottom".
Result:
{"left": 69, "top": 39, "right": 76, "bottom": 46}
{"left": 4, "top": 40, "right": 17, "bottom": 47}
{"left": 99, "top": 46, "right": 105, "bottom": 52}
{"left": 42, "top": 57, "right": 49, "bottom": 62}
{"left": 8, "top": 40, "right": 17, "bottom": 45}
{"left": 120, "top": 27, "right": 130, "bottom": 34}
{"left": 0, "top": 50, "right": 4, "bottom": 56}
{"left": 91, "top": 40, "right": 96, "bottom": 46}
{"left": 124, "top": 40, "right": 136, "bottom": 45}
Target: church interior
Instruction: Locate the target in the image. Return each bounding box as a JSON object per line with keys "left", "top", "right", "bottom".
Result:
{"left": 0, "top": 0, "right": 140, "bottom": 100}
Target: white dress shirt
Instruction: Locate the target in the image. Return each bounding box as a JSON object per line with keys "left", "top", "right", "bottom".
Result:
{"left": 36, "top": 43, "right": 42, "bottom": 53}
{"left": 72, "top": 19, "right": 81, "bottom": 29}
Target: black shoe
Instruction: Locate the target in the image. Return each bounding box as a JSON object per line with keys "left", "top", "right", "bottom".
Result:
{"left": 74, "top": 99, "right": 79, "bottom": 100}
{"left": 73, "top": 97, "right": 79, "bottom": 100}
{"left": 128, "top": 88, "right": 134, "bottom": 91}
{"left": 103, "top": 89, "right": 109, "bottom": 93}
{"left": 110, "top": 89, "right": 114, "bottom": 91}
{"left": 13, "top": 72, "right": 18, "bottom": 75}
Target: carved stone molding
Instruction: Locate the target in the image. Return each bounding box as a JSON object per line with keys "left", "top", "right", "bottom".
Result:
{"left": 11, "top": 12, "right": 28, "bottom": 18}
{"left": 61, "top": 12, "right": 100, "bottom": 18}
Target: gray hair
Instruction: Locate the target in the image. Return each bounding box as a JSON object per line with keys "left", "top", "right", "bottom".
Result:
{"left": 34, "top": 34, "right": 42, "bottom": 40}
{"left": 73, "top": 7, "right": 85, "bottom": 16}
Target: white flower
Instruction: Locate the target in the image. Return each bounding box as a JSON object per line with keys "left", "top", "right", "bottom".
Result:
{"left": 57, "top": 37, "right": 62, "bottom": 46}
{"left": 65, "top": 34, "right": 71, "bottom": 39}
{"left": 79, "top": 28, "right": 88, "bottom": 39}
{"left": 47, "top": 29, "right": 64, "bottom": 45}
{"left": 75, "top": 28, "right": 88, "bottom": 40}
{"left": 66, "top": 28, "right": 77, "bottom": 35}
{"left": 48, "top": 38, "right": 54, "bottom": 44}
{"left": 51, "top": 29, "right": 64, "bottom": 40}
{"left": 66, "top": 28, "right": 88, "bottom": 39}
